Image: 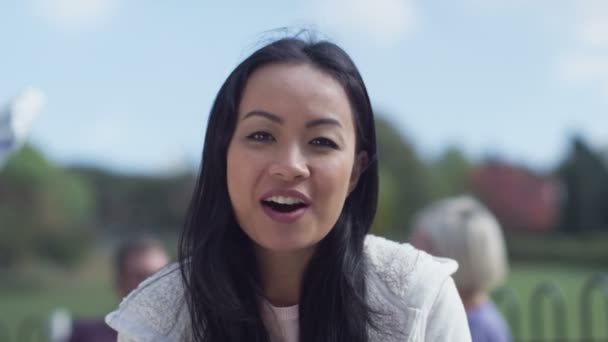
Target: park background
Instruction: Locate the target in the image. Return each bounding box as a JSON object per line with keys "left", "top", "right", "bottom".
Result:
{"left": 1, "top": 1, "right": 608, "bottom": 341}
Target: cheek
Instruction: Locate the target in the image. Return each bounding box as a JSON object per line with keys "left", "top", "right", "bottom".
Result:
{"left": 227, "top": 145, "right": 265, "bottom": 210}
{"left": 313, "top": 157, "right": 354, "bottom": 205}
{"left": 226, "top": 146, "right": 247, "bottom": 206}
{"left": 309, "top": 159, "right": 354, "bottom": 234}
{"left": 228, "top": 145, "right": 263, "bottom": 177}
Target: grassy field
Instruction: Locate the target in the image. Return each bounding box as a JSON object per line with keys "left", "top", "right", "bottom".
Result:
{"left": 0, "top": 254, "right": 116, "bottom": 341}
{"left": 0, "top": 258, "right": 607, "bottom": 342}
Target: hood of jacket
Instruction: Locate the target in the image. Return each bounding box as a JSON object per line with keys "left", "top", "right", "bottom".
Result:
{"left": 106, "top": 235, "right": 459, "bottom": 342}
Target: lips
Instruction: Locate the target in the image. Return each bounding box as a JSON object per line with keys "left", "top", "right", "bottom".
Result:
{"left": 261, "top": 189, "right": 312, "bottom": 205}
{"left": 260, "top": 189, "right": 311, "bottom": 223}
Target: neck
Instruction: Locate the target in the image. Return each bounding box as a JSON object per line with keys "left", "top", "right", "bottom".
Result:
{"left": 459, "top": 290, "right": 487, "bottom": 311}
{"left": 256, "top": 246, "right": 314, "bottom": 307}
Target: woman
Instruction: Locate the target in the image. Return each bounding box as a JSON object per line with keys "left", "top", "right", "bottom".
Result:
{"left": 106, "top": 35, "right": 471, "bottom": 342}
{"left": 410, "top": 195, "right": 512, "bottom": 342}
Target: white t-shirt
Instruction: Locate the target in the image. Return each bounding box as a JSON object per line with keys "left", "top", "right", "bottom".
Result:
{"left": 260, "top": 301, "right": 299, "bottom": 342}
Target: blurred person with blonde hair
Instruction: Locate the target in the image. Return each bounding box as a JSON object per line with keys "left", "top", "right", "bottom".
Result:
{"left": 410, "top": 195, "right": 512, "bottom": 342}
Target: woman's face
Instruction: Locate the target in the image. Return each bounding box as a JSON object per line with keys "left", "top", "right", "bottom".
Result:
{"left": 227, "top": 63, "right": 366, "bottom": 254}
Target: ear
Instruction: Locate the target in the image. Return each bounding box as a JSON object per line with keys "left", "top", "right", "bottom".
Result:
{"left": 348, "top": 151, "right": 368, "bottom": 194}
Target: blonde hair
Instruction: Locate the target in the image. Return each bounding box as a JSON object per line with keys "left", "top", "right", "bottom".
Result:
{"left": 412, "top": 195, "right": 508, "bottom": 293}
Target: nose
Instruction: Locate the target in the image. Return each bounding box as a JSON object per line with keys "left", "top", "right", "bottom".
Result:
{"left": 268, "top": 145, "right": 310, "bottom": 182}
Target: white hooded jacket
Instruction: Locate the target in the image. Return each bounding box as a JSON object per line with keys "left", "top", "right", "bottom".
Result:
{"left": 106, "top": 235, "right": 471, "bottom": 341}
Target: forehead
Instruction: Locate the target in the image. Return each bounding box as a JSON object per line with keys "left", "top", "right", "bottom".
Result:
{"left": 238, "top": 63, "right": 354, "bottom": 126}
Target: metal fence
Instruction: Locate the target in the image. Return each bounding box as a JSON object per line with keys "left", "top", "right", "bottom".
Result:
{"left": 2, "top": 274, "right": 608, "bottom": 342}
{"left": 495, "top": 273, "right": 608, "bottom": 342}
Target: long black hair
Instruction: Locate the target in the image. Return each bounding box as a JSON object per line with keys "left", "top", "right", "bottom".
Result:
{"left": 179, "top": 34, "right": 379, "bottom": 342}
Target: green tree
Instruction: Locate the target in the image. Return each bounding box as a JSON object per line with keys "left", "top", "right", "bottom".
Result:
{"left": 0, "top": 145, "right": 94, "bottom": 268}
{"left": 556, "top": 136, "right": 608, "bottom": 232}
{"left": 428, "top": 146, "right": 472, "bottom": 200}
{"left": 373, "top": 116, "right": 431, "bottom": 238}
{"left": 69, "top": 167, "right": 194, "bottom": 235}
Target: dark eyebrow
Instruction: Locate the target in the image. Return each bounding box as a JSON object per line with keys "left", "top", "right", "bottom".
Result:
{"left": 243, "top": 110, "right": 283, "bottom": 124}
{"left": 242, "top": 110, "right": 342, "bottom": 129}
{"left": 306, "top": 118, "right": 342, "bottom": 129}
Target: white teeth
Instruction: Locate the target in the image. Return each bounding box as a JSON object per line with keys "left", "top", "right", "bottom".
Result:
{"left": 264, "top": 196, "right": 304, "bottom": 205}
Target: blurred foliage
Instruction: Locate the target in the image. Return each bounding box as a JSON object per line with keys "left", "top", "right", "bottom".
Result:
{"left": 0, "top": 145, "right": 194, "bottom": 270}
{"left": 372, "top": 116, "right": 472, "bottom": 238}
{"left": 505, "top": 232, "right": 608, "bottom": 267}
{"left": 373, "top": 116, "right": 431, "bottom": 236}
{"left": 68, "top": 166, "right": 194, "bottom": 235}
{"left": 374, "top": 167, "right": 399, "bottom": 234}
{"left": 0, "top": 146, "right": 94, "bottom": 268}
{"left": 427, "top": 146, "right": 472, "bottom": 200}
{"left": 556, "top": 136, "right": 608, "bottom": 233}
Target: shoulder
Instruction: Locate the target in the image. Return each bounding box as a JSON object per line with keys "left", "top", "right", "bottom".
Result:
{"left": 105, "top": 262, "right": 191, "bottom": 342}
{"left": 364, "top": 234, "right": 459, "bottom": 307}
{"left": 364, "top": 235, "right": 470, "bottom": 341}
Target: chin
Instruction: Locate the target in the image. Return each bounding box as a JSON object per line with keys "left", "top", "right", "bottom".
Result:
{"left": 253, "top": 232, "right": 319, "bottom": 254}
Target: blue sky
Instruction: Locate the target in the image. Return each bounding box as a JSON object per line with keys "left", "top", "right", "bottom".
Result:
{"left": 2, "top": 0, "right": 607, "bottom": 174}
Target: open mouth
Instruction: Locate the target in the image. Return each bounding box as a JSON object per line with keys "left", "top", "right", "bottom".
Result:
{"left": 261, "top": 196, "right": 309, "bottom": 213}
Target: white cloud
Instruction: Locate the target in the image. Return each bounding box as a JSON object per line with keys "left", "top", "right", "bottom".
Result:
{"left": 579, "top": 19, "right": 608, "bottom": 47}
{"left": 575, "top": 0, "right": 608, "bottom": 47}
{"left": 555, "top": 0, "right": 608, "bottom": 100}
{"left": 10, "top": 88, "right": 47, "bottom": 143}
{"left": 305, "top": 0, "right": 418, "bottom": 45}
{"left": 558, "top": 54, "right": 608, "bottom": 81}
{"left": 29, "top": 0, "right": 117, "bottom": 30}
{"left": 557, "top": 53, "right": 608, "bottom": 97}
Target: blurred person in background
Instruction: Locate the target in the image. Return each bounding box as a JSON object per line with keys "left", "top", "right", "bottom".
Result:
{"left": 65, "top": 237, "right": 169, "bottom": 342}
{"left": 410, "top": 195, "right": 512, "bottom": 342}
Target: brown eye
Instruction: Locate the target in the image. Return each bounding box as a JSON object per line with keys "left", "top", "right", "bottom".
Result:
{"left": 247, "top": 131, "right": 275, "bottom": 142}
{"left": 310, "top": 137, "right": 339, "bottom": 149}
